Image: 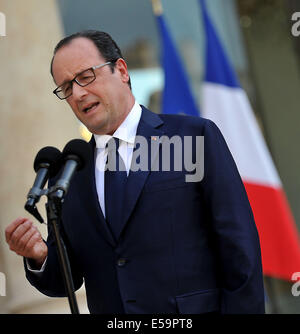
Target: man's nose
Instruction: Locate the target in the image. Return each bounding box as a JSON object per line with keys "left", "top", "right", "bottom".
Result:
{"left": 72, "top": 82, "right": 88, "bottom": 100}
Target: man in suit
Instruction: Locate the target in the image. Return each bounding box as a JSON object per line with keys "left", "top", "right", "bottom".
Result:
{"left": 5, "top": 30, "right": 265, "bottom": 314}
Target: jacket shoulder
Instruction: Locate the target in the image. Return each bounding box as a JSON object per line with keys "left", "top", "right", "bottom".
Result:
{"left": 158, "top": 112, "right": 218, "bottom": 135}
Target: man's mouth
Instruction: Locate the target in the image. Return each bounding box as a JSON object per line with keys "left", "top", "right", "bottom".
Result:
{"left": 82, "top": 102, "right": 100, "bottom": 113}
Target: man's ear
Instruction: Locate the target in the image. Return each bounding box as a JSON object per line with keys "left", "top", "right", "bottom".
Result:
{"left": 115, "top": 58, "right": 130, "bottom": 85}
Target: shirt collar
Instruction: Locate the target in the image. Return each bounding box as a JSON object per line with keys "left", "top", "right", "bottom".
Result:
{"left": 94, "top": 101, "right": 142, "bottom": 149}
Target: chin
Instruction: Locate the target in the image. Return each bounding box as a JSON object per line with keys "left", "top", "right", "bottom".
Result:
{"left": 87, "top": 125, "right": 107, "bottom": 135}
{"left": 83, "top": 119, "right": 106, "bottom": 135}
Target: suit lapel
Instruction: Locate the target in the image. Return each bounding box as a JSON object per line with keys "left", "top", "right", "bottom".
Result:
{"left": 116, "top": 107, "right": 164, "bottom": 240}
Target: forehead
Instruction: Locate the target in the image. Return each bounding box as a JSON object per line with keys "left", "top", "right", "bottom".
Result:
{"left": 52, "top": 37, "right": 104, "bottom": 84}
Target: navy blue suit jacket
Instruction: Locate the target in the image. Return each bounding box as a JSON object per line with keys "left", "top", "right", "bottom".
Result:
{"left": 25, "top": 106, "right": 265, "bottom": 314}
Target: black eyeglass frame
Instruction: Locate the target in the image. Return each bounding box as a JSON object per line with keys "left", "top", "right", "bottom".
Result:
{"left": 53, "top": 61, "right": 112, "bottom": 100}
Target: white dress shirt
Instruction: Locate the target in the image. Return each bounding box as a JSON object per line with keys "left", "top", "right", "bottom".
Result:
{"left": 94, "top": 101, "right": 142, "bottom": 218}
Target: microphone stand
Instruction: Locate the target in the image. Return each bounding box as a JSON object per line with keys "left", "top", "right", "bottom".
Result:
{"left": 45, "top": 188, "right": 80, "bottom": 314}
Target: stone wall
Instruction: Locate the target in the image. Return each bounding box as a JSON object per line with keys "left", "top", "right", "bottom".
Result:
{"left": 0, "top": 0, "right": 87, "bottom": 314}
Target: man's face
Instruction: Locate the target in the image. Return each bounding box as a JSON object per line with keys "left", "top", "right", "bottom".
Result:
{"left": 52, "top": 37, "right": 132, "bottom": 135}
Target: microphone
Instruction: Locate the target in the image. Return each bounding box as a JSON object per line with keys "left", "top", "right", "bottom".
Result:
{"left": 54, "top": 139, "right": 91, "bottom": 198}
{"left": 25, "top": 146, "right": 62, "bottom": 222}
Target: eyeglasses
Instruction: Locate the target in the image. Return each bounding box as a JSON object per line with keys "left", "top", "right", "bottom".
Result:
{"left": 53, "top": 61, "right": 112, "bottom": 100}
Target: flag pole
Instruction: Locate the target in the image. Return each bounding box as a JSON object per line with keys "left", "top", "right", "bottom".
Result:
{"left": 151, "top": 0, "right": 163, "bottom": 16}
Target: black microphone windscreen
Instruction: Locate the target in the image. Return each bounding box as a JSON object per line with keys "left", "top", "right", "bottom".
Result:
{"left": 62, "top": 139, "right": 91, "bottom": 171}
{"left": 33, "top": 146, "right": 62, "bottom": 176}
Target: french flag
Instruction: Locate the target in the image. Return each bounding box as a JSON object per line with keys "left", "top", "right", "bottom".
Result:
{"left": 200, "top": 0, "right": 300, "bottom": 281}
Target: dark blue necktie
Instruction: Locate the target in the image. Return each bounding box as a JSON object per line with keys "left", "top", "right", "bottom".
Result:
{"left": 104, "top": 137, "right": 127, "bottom": 239}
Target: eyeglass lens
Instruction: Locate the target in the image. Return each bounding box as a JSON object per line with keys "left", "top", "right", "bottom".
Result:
{"left": 57, "top": 68, "right": 95, "bottom": 99}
